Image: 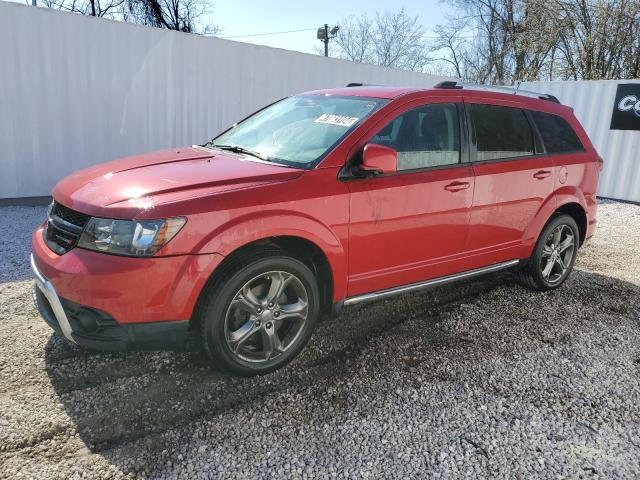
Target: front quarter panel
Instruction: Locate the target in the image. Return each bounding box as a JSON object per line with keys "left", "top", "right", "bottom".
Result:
{"left": 153, "top": 168, "right": 351, "bottom": 301}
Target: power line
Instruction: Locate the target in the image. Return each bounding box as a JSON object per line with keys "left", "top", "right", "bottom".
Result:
{"left": 219, "top": 26, "right": 482, "bottom": 42}
{"left": 218, "top": 24, "right": 496, "bottom": 44}
{"left": 221, "top": 28, "right": 316, "bottom": 39}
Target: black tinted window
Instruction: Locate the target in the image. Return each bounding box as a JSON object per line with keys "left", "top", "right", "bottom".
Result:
{"left": 371, "top": 103, "right": 460, "bottom": 170}
{"left": 530, "top": 110, "right": 584, "bottom": 153}
{"left": 471, "top": 104, "right": 534, "bottom": 160}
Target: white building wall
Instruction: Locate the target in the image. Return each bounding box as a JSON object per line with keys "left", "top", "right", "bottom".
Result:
{"left": 0, "top": 2, "right": 448, "bottom": 199}
{"left": 520, "top": 80, "right": 640, "bottom": 203}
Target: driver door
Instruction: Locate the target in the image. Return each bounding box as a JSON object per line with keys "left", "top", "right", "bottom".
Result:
{"left": 346, "top": 97, "right": 475, "bottom": 297}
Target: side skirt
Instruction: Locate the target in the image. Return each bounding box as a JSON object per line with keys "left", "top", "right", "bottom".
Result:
{"left": 338, "top": 259, "right": 520, "bottom": 309}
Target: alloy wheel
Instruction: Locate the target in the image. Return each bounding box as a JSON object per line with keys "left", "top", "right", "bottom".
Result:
{"left": 224, "top": 270, "right": 309, "bottom": 363}
{"left": 539, "top": 224, "right": 576, "bottom": 284}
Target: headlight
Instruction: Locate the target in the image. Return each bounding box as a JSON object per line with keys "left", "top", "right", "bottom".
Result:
{"left": 78, "top": 217, "right": 186, "bottom": 257}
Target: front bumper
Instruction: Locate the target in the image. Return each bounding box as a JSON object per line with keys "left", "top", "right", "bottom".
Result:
{"left": 32, "top": 254, "right": 191, "bottom": 350}
{"left": 32, "top": 253, "right": 76, "bottom": 343}
{"left": 31, "top": 224, "right": 225, "bottom": 351}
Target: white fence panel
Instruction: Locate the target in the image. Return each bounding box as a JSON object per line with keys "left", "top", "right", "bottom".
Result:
{"left": 521, "top": 80, "right": 640, "bottom": 203}
{"left": 0, "top": 2, "right": 448, "bottom": 199}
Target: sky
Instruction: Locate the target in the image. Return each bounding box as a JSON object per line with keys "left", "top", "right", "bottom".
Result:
{"left": 211, "top": 0, "right": 448, "bottom": 55}
{"left": 3, "top": 0, "right": 449, "bottom": 56}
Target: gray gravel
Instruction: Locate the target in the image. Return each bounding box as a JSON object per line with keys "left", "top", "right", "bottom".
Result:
{"left": 1, "top": 199, "right": 640, "bottom": 479}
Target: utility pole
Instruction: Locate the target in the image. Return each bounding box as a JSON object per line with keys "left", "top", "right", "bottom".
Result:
{"left": 322, "top": 24, "right": 329, "bottom": 57}
{"left": 317, "top": 24, "right": 339, "bottom": 57}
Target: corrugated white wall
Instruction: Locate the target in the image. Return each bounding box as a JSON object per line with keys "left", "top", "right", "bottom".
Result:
{"left": 0, "top": 2, "right": 448, "bottom": 199}
{"left": 520, "top": 80, "right": 640, "bottom": 203}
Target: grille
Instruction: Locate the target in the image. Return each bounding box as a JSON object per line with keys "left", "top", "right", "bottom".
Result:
{"left": 51, "top": 202, "right": 90, "bottom": 228}
{"left": 44, "top": 202, "right": 90, "bottom": 255}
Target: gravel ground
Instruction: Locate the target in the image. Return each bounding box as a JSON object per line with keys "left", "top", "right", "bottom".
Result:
{"left": 1, "top": 200, "right": 639, "bottom": 479}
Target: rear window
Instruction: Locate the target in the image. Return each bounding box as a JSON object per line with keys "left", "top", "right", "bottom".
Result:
{"left": 471, "top": 104, "right": 534, "bottom": 161}
{"left": 529, "top": 110, "right": 584, "bottom": 153}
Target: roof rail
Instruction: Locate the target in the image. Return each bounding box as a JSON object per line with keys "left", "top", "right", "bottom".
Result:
{"left": 434, "top": 81, "right": 560, "bottom": 103}
{"left": 434, "top": 81, "right": 462, "bottom": 89}
{"left": 345, "top": 82, "right": 381, "bottom": 87}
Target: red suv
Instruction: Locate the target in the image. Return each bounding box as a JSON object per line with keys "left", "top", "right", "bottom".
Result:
{"left": 32, "top": 82, "right": 602, "bottom": 375}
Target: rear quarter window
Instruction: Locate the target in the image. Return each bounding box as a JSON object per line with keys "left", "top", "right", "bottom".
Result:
{"left": 529, "top": 110, "right": 584, "bottom": 153}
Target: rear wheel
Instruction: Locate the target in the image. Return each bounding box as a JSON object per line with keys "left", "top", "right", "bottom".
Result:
{"left": 517, "top": 214, "right": 579, "bottom": 291}
{"left": 198, "top": 252, "right": 319, "bottom": 376}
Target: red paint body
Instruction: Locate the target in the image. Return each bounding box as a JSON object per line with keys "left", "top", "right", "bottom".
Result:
{"left": 32, "top": 86, "right": 601, "bottom": 327}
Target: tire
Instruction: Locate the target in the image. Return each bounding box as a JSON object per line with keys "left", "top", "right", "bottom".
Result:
{"left": 198, "top": 251, "right": 320, "bottom": 376}
{"left": 517, "top": 214, "right": 580, "bottom": 291}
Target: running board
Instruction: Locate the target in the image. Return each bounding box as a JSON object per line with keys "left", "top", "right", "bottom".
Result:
{"left": 342, "top": 259, "right": 520, "bottom": 307}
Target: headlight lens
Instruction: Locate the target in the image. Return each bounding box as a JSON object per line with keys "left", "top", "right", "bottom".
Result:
{"left": 78, "top": 217, "right": 186, "bottom": 257}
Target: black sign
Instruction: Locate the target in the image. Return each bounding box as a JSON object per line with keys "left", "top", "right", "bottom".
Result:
{"left": 610, "top": 83, "right": 640, "bottom": 131}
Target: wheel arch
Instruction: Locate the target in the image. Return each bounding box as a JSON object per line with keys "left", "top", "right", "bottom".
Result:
{"left": 194, "top": 210, "right": 346, "bottom": 288}
{"left": 225, "top": 235, "right": 336, "bottom": 315}
{"left": 554, "top": 201, "right": 587, "bottom": 246}
{"left": 191, "top": 232, "right": 343, "bottom": 333}
{"left": 523, "top": 188, "right": 589, "bottom": 253}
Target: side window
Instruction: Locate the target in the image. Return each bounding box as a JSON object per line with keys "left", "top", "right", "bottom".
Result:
{"left": 530, "top": 110, "right": 584, "bottom": 153}
{"left": 370, "top": 103, "right": 460, "bottom": 171}
{"left": 471, "top": 104, "right": 534, "bottom": 161}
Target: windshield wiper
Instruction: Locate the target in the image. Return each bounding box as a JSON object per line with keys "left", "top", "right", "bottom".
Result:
{"left": 209, "top": 144, "right": 269, "bottom": 162}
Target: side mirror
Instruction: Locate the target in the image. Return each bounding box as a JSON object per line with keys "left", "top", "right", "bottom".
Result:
{"left": 360, "top": 143, "right": 397, "bottom": 175}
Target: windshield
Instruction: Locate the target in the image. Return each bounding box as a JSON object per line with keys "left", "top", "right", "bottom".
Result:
{"left": 208, "top": 95, "right": 387, "bottom": 168}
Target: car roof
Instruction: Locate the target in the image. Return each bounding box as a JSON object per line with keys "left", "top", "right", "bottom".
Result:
{"left": 302, "top": 86, "right": 423, "bottom": 99}
{"left": 301, "top": 85, "right": 572, "bottom": 113}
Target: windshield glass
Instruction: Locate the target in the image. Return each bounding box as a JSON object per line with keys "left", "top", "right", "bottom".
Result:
{"left": 208, "top": 95, "right": 387, "bottom": 168}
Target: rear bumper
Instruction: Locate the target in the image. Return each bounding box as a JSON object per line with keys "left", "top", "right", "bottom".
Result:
{"left": 32, "top": 254, "right": 191, "bottom": 350}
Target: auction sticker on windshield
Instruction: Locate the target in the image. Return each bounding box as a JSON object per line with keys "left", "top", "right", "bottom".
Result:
{"left": 315, "top": 114, "right": 359, "bottom": 127}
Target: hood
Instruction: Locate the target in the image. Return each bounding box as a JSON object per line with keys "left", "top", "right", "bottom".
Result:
{"left": 53, "top": 147, "right": 304, "bottom": 218}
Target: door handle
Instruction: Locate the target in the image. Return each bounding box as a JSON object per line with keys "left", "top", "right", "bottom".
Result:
{"left": 533, "top": 170, "right": 551, "bottom": 179}
{"left": 444, "top": 181, "right": 470, "bottom": 192}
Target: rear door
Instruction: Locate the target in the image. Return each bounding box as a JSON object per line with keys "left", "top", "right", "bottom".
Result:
{"left": 528, "top": 110, "right": 598, "bottom": 232}
{"left": 465, "top": 99, "right": 554, "bottom": 262}
{"left": 346, "top": 97, "right": 475, "bottom": 297}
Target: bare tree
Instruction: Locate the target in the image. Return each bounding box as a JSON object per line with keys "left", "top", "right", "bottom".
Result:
{"left": 334, "top": 9, "right": 430, "bottom": 71}
{"left": 34, "top": 0, "right": 125, "bottom": 16}
{"left": 433, "top": 0, "right": 640, "bottom": 82}
{"left": 429, "top": 18, "right": 499, "bottom": 82}
{"left": 435, "top": 0, "right": 562, "bottom": 83}
{"left": 27, "top": 0, "right": 219, "bottom": 33}
{"left": 551, "top": 0, "right": 640, "bottom": 80}
{"left": 431, "top": 22, "right": 467, "bottom": 79}
{"left": 334, "top": 15, "right": 374, "bottom": 63}
{"left": 125, "top": 0, "right": 218, "bottom": 33}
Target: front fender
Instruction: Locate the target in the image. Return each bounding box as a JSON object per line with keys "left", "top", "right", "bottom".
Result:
{"left": 194, "top": 210, "right": 348, "bottom": 302}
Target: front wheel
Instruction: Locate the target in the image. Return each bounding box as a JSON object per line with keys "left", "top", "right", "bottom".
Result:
{"left": 517, "top": 214, "right": 580, "bottom": 291}
{"left": 198, "top": 253, "right": 320, "bottom": 376}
